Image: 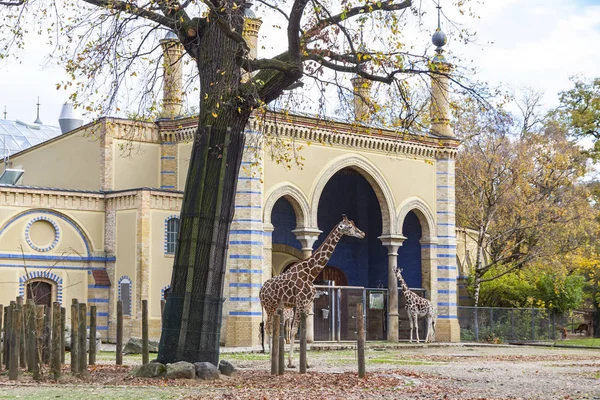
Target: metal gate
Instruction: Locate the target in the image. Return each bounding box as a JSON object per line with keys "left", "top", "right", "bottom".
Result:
{"left": 313, "top": 284, "right": 427, "bottom": 342}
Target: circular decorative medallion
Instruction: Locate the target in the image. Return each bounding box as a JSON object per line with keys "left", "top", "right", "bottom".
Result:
{"left": 25, "top": 216, "right": 60, "bottom": 252}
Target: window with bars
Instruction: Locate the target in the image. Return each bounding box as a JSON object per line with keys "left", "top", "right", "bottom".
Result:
{"left": 165, "top": 217, "right": 180, "bottom": 254}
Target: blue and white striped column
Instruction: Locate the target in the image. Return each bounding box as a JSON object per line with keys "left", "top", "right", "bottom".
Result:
{"left": 435, "top": 152, "right": 460, "bottom": 342}
{"left": 223, "top": 135, "right": 265, "bottom": 347}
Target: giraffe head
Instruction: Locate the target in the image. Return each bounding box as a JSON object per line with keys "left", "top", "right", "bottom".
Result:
{"left": 394, "top": 268, "right": 405, "bottom": 284}
{"left": 337, "top": 215, "right": 365, "bottom": 239}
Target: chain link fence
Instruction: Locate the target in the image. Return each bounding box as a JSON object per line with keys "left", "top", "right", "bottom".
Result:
{"left": 457, "top": 306, "right": 576, "bottom": 343}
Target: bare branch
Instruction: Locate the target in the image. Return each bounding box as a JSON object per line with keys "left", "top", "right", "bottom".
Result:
{"left": 82, "top": 0, "right": 179, "bottom": 29}
{"left": 304, "top": 0, "right": 411, "bottom": 37}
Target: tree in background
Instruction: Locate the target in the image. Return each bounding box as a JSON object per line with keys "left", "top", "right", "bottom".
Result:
{"left": 1, "top": 0, "right": 483, "bottom": 363}
{"left": 477, "top": 262, "right": 586, "bottom": 315}
{"left": 454, "top": 96, "right": 594, "bottom": 306}
{"left": 558, "top": 77, "right": 600, "bottom": 160}
{"left": 558, "top": 78, "right": 600, "bottom": 314}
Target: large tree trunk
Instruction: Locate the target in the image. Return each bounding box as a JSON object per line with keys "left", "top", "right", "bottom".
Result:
{"left": 157, "top": 12, "right": 252, "bottom": 364}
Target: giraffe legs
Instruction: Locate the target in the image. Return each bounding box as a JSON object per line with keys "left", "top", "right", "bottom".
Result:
{"left": 413, "top": 314, "right": 421, "bottom": 343}
{"left": 425, "top": 314, "right": 436, "bottom": 343}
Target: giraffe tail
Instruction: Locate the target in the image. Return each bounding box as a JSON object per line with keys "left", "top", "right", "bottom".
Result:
{"left": 259, "top": 305, "right": 265, "bottom": 353}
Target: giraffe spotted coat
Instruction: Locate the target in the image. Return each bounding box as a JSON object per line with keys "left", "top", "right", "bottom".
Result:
{"left": 260, "top": 215, "right": 365, "bottom": 367}
{"left": 394, "top": 267, "right": 436, "bottom": 343}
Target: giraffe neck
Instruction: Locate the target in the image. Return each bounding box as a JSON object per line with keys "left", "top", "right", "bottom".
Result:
{"left": 398, "top": 279, "right": 412, "bottom": 300}
{"left": 306, "top": 225, "right": 343, "bottom": 281}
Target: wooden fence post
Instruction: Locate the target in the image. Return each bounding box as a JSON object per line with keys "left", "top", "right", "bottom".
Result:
{"left": 61, "top": 307, "right": 66, "bottom": 365}
{"left": 0, "top": 306, "right": 8, "bottom": 368}
{"left": 270, "top": 313, "right": 280, "bottom": 375}
{"left": 17, "top": 297, "right": 26, "bottom": 369}
{"left": 5, "top": 302, "right": 14, "bottom": 368}
{"left": 9, "top": 307, "right": 21, "bottom": 380}
{"left": 299, "top": 312, "right": 307, "bottom": 374}
{"left": 278, "top": 309, "right": 285, "bottom": 376}
{"left": 43, "top": 305, "right": 52, "bottom": 365}
{"left": 23, "top": 299, "right": 35, "bottom": 372}
{"left": 70, "top": 300, "right": 79, "bottom": 374}
{"left": 51, "top": 302, "right": 61, "bottom": 380}
{"left": 26, "top": 300, "right": 35, "bottom": 372}
{"left": 142, "top": 300, "right": 149, "bottom": 365}
{"left": 89, "top": 306, "right": 97, "bottom": 365}
{"left": 78, "top": 303, "right": 87, "bottom": 376}
{"left": 116, "top": 300, "right": 123, "bottom": 366}
{"left": 33, "top": 305, "right": 44, "bottom": 381}
{"left": 357, "top": 303, "right": 365, "bottom": 379}
{"left": 0, "top": 304, "right": 6, "bottom": 369}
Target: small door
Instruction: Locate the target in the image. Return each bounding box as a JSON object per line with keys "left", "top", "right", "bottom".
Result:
{"left": 26, "top": 281, "right": 53, "bottom": 307}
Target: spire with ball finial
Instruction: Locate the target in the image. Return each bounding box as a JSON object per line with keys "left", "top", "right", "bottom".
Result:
{"left": 429, "top": 0, "right": 454, "bottom": 138}
{"left": 431, "top": 2, "right": 448, "bottom": 62}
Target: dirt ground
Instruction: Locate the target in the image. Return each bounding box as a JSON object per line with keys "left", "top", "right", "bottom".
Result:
{"left": 0, "top": 344, "right": 598, "bottom": 399}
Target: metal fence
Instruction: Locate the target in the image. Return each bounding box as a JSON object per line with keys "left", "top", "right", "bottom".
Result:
{"left": 457, "top": 306, "right": 575, "bottom": 342}
{"left": 312, "top": 284, "right": 427, "bottom": 342}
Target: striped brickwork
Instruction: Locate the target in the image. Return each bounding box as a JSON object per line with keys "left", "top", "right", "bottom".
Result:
{"left": 224, "top": 138, "right": 265, "bottom": 347}
{"left": 160, "top": 142, "right": 178, "bottom": 189}
{"left": 88, "top": 270, "right": 110, "bottom": 336}
{"left": 434, "top": 152, "right": 460, "bottom": 341}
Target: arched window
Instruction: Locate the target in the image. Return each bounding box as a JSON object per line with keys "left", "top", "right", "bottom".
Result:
{"left": 118, "top": 276, "right": 132, "bottom": 316}
{"left": 165, "top": 216, "right": 180, "bottom": 255}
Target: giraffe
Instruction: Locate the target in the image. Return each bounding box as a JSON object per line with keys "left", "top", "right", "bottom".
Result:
{"left": 394, "top": 267, "right": 436, "bottom": 343}
{"left": 260, "top": 215, "right": 365, "bottom": 367}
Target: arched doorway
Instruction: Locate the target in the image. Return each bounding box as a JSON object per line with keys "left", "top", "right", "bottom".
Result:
{"left": 26, "top": 280, "right": 53, "bottom": 307}
{"left": 315, "top": 167, "right": 387, "bottom": 340}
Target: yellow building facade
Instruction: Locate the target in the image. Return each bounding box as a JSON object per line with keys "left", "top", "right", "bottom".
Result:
{"left": 0, "top": 18, "right": 464, "bottom": 346}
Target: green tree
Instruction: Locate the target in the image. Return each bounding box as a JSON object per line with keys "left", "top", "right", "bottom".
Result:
{"left": 558, "top": 77, "right": 600, "bottom": 159}
{"left": 1, "top": 0, "right": 482, "bottom": 364}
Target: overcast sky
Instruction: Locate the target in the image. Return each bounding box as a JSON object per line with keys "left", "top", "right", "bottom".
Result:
{"left": 1, "top": 0, "right": 600, "bottom": 126}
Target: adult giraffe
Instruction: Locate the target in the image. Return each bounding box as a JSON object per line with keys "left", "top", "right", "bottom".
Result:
{"left": 260, "top": 215, "right": 365, "bottom": 367}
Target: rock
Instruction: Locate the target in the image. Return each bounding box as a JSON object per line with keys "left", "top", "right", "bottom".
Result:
{"left": 195, "top": 362, "right": 220, "bottom": 380}
{"left": 64, "top": 326, "right": 101, "bottom": 351}
{"left": 165, "top": 361, "right": 196, "bottom": 379}
{"left": 130, "top": 362, "right": 166, "bottom": 378}
{"left": 218, "top": 360, "right": 236, "bottom": 377}
{"left": 123, "top": 337, "right": 159, "bottom": 354}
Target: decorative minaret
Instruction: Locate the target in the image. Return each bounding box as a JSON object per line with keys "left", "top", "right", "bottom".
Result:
{"left": 159, "top": 31, "right": 184, "bottom": 119}
{"left": 431, "top": 2, "right": 460, "bottom": 342}
{"left": 351, "top": 41, "right": 371, "bottom": 122}
{"left": 351, "top": 75, "right": 371, "bottom": 122}
{"left": 241, "top": 1, "right": 263, "bottom": 82}
{"left": 429, "top": 3, "right": 453, "bottom": 138}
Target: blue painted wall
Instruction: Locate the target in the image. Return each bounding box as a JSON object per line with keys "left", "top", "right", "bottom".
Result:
{"left": 271, "top": 197, "right": 302, "bottom": 250}
{"left": 314, "top": 170, "right": 387, "bottom": 288}
{"left": 397, "top": 211, "right": 422, "bottom": 288}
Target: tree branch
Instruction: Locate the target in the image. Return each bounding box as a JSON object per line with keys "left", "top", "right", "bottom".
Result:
{"left": 304, "top": 0, "right": 411, "bottom": 37}
{"left": 0, "top": 0, "right": 23, "bottom": 5}
{"left": 82, "top": 0, "right": 179, "bottom": 30}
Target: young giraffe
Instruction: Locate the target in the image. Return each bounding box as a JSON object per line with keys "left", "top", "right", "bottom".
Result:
{"left": 394, "top": 267, "right": 436, "bottom": 343}
{"left": 260, "top": 215, "right": 365, "bottom": 367}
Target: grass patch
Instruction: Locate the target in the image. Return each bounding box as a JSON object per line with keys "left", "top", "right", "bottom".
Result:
{"left": 222, "top": 352, "right": 270, "bottom": 361}
{"left": 553, "top": 338, "right": 600, "bottom": 348}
